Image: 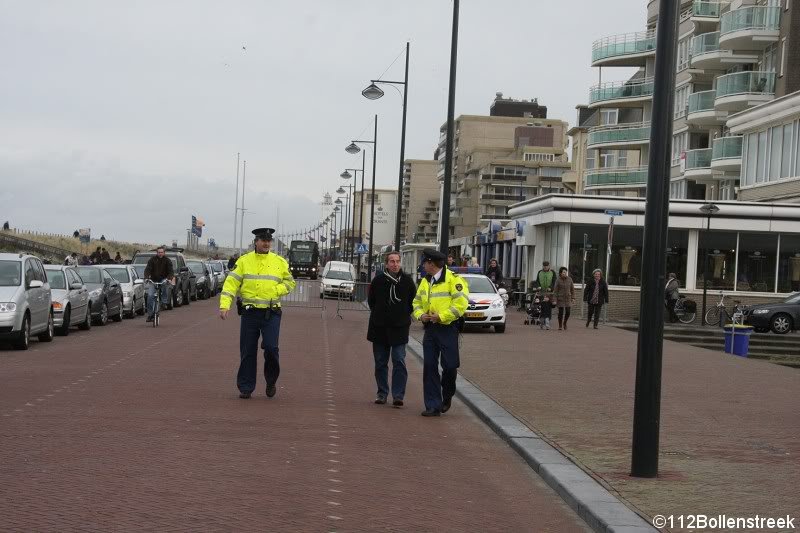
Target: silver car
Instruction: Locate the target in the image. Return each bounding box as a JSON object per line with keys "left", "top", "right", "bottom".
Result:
{"left": 44, "top": 265, "right": 92, "bottom": 335}
{"left": 207, "top": 261, "right": 227, "bottom": 292}
{"left": 203, "top": 261, "right": 219, "bottom": 295}
{"left": 75, "top": 266, "right": 124, "bottom": 326}
{"left": 103, "top": 265, "right": 145, "bottom": 318}
{"left": 0, "top": 253, "right": 55, "bottom": 350}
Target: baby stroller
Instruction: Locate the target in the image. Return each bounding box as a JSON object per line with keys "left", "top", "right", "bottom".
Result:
{"left": 523, "top": 288, "right": 543, "bottom": 326}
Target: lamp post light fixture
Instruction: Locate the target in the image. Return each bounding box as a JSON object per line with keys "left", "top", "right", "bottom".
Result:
{"left": 362, "top": 42, "right": 410, "bottom": 252}
{"left": 699, "top": 202, "right": 720, "bottom": 326}
{"left": 341, "top": 165, "right": 363, "bottom": 268}
{"left": 336, "top": 185, "right": 354, "bottom": 263}
{"left": 345, "top": 116, "right": 377, "bottom": 278}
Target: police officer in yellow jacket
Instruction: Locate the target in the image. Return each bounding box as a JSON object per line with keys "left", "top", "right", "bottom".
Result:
{"left": 219, "top": 228, "right": 296, "bottom": 399}
{"left": 412, "top": 248, "right": 470, "bottom": 417}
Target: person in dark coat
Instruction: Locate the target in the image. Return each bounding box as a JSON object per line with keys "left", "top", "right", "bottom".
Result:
{"left": 367, "top": 251, "right": 416, "bottom": 407}
{"left": 583, "top": 268, "right": 609, "bottom": 329}
{"left": 485, "top": 258, "right": 503, "bottom": 287}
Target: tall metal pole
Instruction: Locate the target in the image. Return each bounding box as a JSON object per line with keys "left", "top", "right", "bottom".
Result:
{"left": 239, "top": 160, "right": 247, "bottom": 254}
{"left": 357, "top": 151, "right": 366, "bottom": 277}
{"left": 394, "top": 42, "right": 410, "bottom": 252}
{"left": 344, "top": 185, "right": 353, "bottom": 263}
{"left": 367, "top": 115, "right": 378, "bottom": 278}
{"left": 701, "top": 213, "right": 710, "bottom": 326}
{"left": 439, "top": 0, "right": 459, "bottom": 255}
{"left": 631, "top": 0, "right": 679, "bottom": 478}
{"left": 233, "top": 152, "right": 240, "bottom": 249}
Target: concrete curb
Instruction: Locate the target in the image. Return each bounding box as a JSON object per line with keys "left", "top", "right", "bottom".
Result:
{"left": 407, "top": 336, "right": 657, "bottom": 533}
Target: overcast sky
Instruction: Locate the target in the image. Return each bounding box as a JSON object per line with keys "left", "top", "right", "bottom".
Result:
{"left": 0, "top": 0, "right": 642, "bottom": 247}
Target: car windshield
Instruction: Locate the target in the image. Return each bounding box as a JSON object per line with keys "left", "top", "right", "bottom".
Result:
{"left": 464, "top": 276, "right": 497, "bottom": 294}
{"left": 0, "top": 261, "right": 22, "bottom": 287}
{"left": 76, "top": 267, "right": 102, "bottom": 283}
{"left": 133, "top": 254, "right": 178, "bottom": 268}
{"left": 45, "top": 270, "right": 67, "bottom": 289}
{"left": 209, "top": 263, "right": 222, "bottom": 272}
{"left": 783, "top": 292, "right": 800, "bottom": 304}
{"left": 291, "top": 251, "right": 313, "bottom": 263}
{"left": 132, "top": 265, "right": 146, "bottom": 278}
{"left": 325, "top": 270, "right": 352, "bottom": 281}
{"left": 188, "top": 262, "right": 205, "bottom": 274}
{"left": 104, "top": 268, "right": 130, "bottom": 283}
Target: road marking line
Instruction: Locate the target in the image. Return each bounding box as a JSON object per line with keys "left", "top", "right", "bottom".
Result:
{"left": 327, "top": 501, "right": 341, "bottom": 506}
{"left": 328, "top": 459, "right": 340, "bottom": 463}
{"left": 327, "top": 516, "right": 342, "bottom": 521}
{"left": 328, "top": 479, "right": 342, "bottom": 483}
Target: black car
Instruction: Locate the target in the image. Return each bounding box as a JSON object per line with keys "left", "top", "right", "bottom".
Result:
{"left": 742, "top": 292, "right": 800, "bottom": 334}
{"left": 131, "top": 249, "right": 193, "bottom": 307}
{"left": 186, "top": 260, "right": 212, "bottom": 300}
{"left": 132, "top": 264, "right": 174, "bottom": 311}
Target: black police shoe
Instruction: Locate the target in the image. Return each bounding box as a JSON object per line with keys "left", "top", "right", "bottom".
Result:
{"left": 239, "top": 392, "right": 251, "bottom": 399}
{"left": 421, "top": 409, "right": 441, "bottom": 417}
{"left": 392, "top": 399, "right": 404, "bottom": 407}
{"left": 442, "top": 397, "right": 452, "bottom": 413}
{"left": 374, "top": 396, "right": 387, "bottom": 405}
{"left": 266, "top": 384, "right": 277, "bottom": 398}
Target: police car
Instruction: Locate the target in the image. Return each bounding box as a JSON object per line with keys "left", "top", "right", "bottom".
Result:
{"left": 460, "top": 273, "right": 507, "bottom": 333}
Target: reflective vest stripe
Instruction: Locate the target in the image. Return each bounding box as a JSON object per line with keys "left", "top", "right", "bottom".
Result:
{"left": 449, "top": 306, "right": 461, "bottom": 318}
{"left": 228, "top": 271, "right": 243, "bottom": 281}
{"left": 221, "top": 291, "right": 236, "bottom": 299}
{"left": 243, "top": 274, "right": 282, "bottom": 282}
{"left": 241, "top": 297, "right": 281, "bottom": 306}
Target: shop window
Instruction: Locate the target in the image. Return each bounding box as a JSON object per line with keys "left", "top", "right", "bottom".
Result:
{"left": 665, "top": 230, "right": 689, "bottom": 286}
{"left": 607, "top": 226, "right": 644, "bottom": 286}
{"left": 778, "top": 234, "right": 800, "bottom": 293}
{"left": 697, "top": 232, "right": 737, "bottom": 290}
{"left": 736, "top": 233, "right": 777, "bottom": 292}
{"left": 568, "top": 225, "right": 608, "bottom": 285}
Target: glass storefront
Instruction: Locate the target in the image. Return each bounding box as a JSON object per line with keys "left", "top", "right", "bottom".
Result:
{"left": 665, "top": 230, "right": 689, "bottom": 285}
{"left": 735, "top": 233, "right": 777, "bottom": 292}
{"left": 568, "top": 225, "right": 608, "bottom": 285}
{"left": 697, "top": 231, "right": 737, "bottom": 290}
{"left": 607, "top": 226, "right": 644, "bottom": 286}
{"left": 778, "top": 234, "right": 800, "bottom": 293}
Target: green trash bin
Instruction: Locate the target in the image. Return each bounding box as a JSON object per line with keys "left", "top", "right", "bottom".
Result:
{"left": 723, "top": 325, "right": 753, "bottom": 357}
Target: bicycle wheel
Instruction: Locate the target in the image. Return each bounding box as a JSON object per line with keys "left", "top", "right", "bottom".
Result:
{"left": 678, "top": 311, "right": 696, "bottom": 324}
{"left": 154, "top": 312, "right": 159, "bottom": 327}
{"left": 704, "top": 306, "right": 721, "bottom": 326}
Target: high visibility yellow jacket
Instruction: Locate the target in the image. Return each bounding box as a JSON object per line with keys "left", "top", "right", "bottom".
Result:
{"left": 219, "top": 251, "right": 296, "bottom": 310}
{"left": 412, "top": 268, "right": 470, "bottom": 326}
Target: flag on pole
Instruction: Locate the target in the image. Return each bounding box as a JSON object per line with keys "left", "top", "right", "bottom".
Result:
{"left": 191, "top": 215, "right": 205, "bottom": 237}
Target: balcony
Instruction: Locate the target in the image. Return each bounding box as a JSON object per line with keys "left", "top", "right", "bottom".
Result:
{"left": 690, "top": 32, "right": 759, "bottom": 70}
{"left": 588, "top": 78, "right": 654, "bottom": 108}
{"left": 587, "top": 122, "right": 650, "bottom": 150}
{"left": 684, "top": 148, "right": 713, "bottom": 180}
{"left": 719, "top": 6, "right": 780, "bottom": 50}
{"left": 584, "top": 167, "right": 648, "bottom": 189}
{"left": 711, "top": 136, "right": 743, "bottom": 172}
{"left": 692, "top": 1, "right": 723, "bottom": 21}
{"left": 715, "top": 71, "right": 775, "bottom": 112}
{"left": 687, "top": 90, "right": 727, "bottom": 126}
{"left": 591, "top": 31, "right": 656, "bottom": 67}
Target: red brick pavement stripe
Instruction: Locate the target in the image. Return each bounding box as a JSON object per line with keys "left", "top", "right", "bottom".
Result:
{"left": 0, "top": 299, "right": 589, "bottom": 532}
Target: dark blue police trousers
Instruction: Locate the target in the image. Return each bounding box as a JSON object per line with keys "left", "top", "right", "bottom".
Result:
{"left": 421, "top": 322, "right": 460, "bottom": 412}
{"left": 237, "top": 307, "right": 281, "bottom": 394}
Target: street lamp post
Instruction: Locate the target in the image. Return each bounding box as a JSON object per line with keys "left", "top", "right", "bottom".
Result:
{"left": 362, "top": 41, "right": 409, "bottom": 252}
{"left": 346, "top": 115, "right": 377, "bottom": 278}
{"left": 337, "top": 185, "right": 353, "bottom": 263}
{"left": 439, "top": 0, "right": 459, "bottom": 255}
{"left": 700, "top": 203, "right": 720, "bottom": 326}
{"left": 342, "top": 163, "right": 364, "bottom": 268}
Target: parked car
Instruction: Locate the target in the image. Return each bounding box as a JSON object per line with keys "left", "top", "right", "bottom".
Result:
{"left": 131, "top": 248, "right": 192, "bottom": 307}
{"left": 460, "top": 273, "right": 507, "bottom": 333}
{"left": 0, "top": 253, "right": 55, "bottom": 349}
{"left": 187, "top": 260, "right": 213, "bottom": 299}
{"left": 132, "top": 264, "right": 174, "bottom": 311}
{"left": 204, "top": 261, "right": 219, "bottom": 295}
{"left": 207, "top": 260, "right": 226, "bottom": 291}
{"left": 320, "top": 261, "right": 356, "bottom": 300}
{"left": 75, "top": 266, "right": 124, "bottom": 326}
{"left": 742, "top": 292, "right": 800, "bottom": 334}
{"left": 103, "top": 265, "right": 146, "bottom": 318}
{"left": 44, "top": 265, "right": 91, "bottom": 335}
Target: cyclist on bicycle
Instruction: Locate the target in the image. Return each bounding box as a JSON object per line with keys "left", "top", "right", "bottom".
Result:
{"left": 664, "top": 272, "right": 680, "bottom": 323}
{"left": 144, "top": 246, "right": 176, "bottom": 322}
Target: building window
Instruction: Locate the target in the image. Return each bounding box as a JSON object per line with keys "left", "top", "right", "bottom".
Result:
{"left": 599, "top": 149, "right": 617, "bottom": 168}
{"left": 757, "top": 130, "right": 768, "bottom": 182}
{"left": 760, "top": 43, "right": 778, "bottom": 74}
{"left": 769, "top": 125, "right": 783, "bottom": 181}
{"left": 778, "top": 234, "right": 800, "bottom": 292}
{"left": 524, "top": 153, "right": 555, "bottom": 162}
{"left": 677, "top": 37, "right": 690, "bottom": 72}
{"left": 697, "top": 232, "right": 737, "bottom": 290}
{"left": 586, "top": 149, "right": 597, "bottom": 170}
{"left": 568, "top": 225, "right": 608, "bottom": 285}
{"left": 665, "top": 230, "right": 690, "bottom": 287}
{"left": 600, "top": 109, "right": 618, "bottom": 126}
{"left": 672, "top": 132, "right": 688, "bottom": 166}
{"left": 674, "top": 85, "right": 689, "bottom": 119}
{"left": 736, "top": 233, "right": 778, "bottom": 292}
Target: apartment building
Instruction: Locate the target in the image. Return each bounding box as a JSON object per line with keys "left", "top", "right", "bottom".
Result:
{"left": 401, "top": 159, "right": 440, "bottom": 243}
{"left": 436, "top": 95, "right": 570, "bottom": 240}
{"left": 581, "top": 0, "right": 797, "bottom": 200}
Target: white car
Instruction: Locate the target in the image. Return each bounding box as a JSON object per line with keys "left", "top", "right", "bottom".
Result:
{"left": 44, "top": 265, "right": 92, "bottom": 335}
{"left": 103, "top": 265, "right": 146, "bottom": 318}
{"left": 320, "top": 265, "right": 356, "bottom": 300}
{"left": 460, "top": 273, "right": 507, "bottom": 333}
{"left": 0, "top": 253, "right": 55, "bottom": 349}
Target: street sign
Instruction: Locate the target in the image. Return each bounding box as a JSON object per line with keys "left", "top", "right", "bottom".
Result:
{"left": 354, "top": 243, "right": 368, "bottom": 255}
{"left": 604, "top": 209, "right": 624, "bottom": 217}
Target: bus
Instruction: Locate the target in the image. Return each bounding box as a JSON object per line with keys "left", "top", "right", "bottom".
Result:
{"left": 289, "top": 240, "right": 320, "bottom": 279}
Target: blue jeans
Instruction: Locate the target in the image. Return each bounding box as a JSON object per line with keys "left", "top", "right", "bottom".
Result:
{"left": 147, "top": 283, "right": 169, "bottom": 318}
{"left": 238, "top": 307, "right": 281, "bottom": 394}
{"left": 372, "top": 343, "right": 408, "bottom": 400}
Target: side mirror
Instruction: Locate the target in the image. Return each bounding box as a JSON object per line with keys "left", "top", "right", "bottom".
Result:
{"left": 28, "top": 280, "right": 44, "bottom": 289}
{"left": 180, "top": 266, "right": 190, "bottom": 273}
{"left": 70, "top": 282, "right": 84, "bottom": 290}
{"left": 498, "top": 288, "right": 508, "bottom": 295}
{"left": 133, "top": 279, "right": 144, "bottom": 285}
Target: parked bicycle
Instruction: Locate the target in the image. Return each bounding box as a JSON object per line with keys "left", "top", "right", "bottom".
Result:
{"left": 673, "top": 296, "right": 697, "bottom": 324}
{"left": 145, "top": 279, "right": 168, "bottom": 327}
{"left": 704, "top": 291, "right": 743, "bottom": 326}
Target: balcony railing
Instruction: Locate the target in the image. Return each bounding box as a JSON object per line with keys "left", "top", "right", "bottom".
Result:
{"left": 690, "top": 32, "right": 720, "bottom": 56}
{"left": 480, "top": 174, "right": 526, "bottom": 182}
{"left": 587, "top": 122, "right": 650, "bottom": 147}
{"left": 715, "top": 71, "right": 776, "bottom": 99}
{"left": 584, "top": 166, "right": 648, "bottom": 187}
{"left": 693, "top": 1, "right": 723, "bottom": 18}
{"left": 688, "top": 90, "right": 716, "bottom": 113}
{"left": 721, "top": 6, "right": 780, "bottom": 35}
{"left": 685, "top": 148, "right": 712, "bottom": 170}
{"left": 591, "top": 31, "right": 656, "bottom": 63}
{"left": 589, "top": 78, "right": 654, "bottom": 104}
{"left": 712, "top": 136, "right": 743, "bottom": 160}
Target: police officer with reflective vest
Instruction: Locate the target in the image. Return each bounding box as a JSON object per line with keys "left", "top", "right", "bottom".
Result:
{"left": 412, "top": 248, "right": 470, "bottom": 417}
{"left": 219, "top": 228, "right": 296, "bottom": 399}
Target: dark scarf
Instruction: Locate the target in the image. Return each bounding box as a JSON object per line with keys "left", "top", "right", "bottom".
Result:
{"left": 384, "top": 269, "right": 403, "bottom": 305}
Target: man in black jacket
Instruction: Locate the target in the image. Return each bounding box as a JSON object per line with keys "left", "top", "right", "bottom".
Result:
{"left": 367, "top": 251, "right": 417, "bottom": 407}
{"left": 144, "top": 246, "right": 175, "bottom": 322}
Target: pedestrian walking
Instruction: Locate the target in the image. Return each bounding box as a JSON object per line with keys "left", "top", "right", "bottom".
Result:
{"left": 552, "top": 267, "right": 575, "bottom": 330}
{"left": 412, "top": 248, "right": 470, "bottom": 417}
{"left": 540, "top": 294, "right": 552, "bottom": 330}
{"left": 219, "top": 228, "right": 296, "bottom": 400}
{"left": 535, "top": 261, "right": 556, "bottom": 292}
{"left": 485, "top": 258, "right": 503, "bottom": 287}
{"left": 64, "top": 253, "right": 78, "bottom": 266}
{"left": 367, "top": 251, "right": 416, "bottom": 407}
{"left": 583, "top": 269, "right": 609, "bottom": 329}
{"left": 664, "top": 273, "right": 680, "bottom": 323}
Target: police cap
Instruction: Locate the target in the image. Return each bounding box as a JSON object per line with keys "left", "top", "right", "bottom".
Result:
{"left": 252, "top": 227, "right": 275, "bottom": 241}
{"left": 421, "top": 248, "right": 446, "bottom": 263}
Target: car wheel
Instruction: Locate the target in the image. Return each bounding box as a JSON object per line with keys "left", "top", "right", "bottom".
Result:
{"left": 111, "top": 302, "right": 123, "bottom": 322}
{"left": 174, "top": 288, "right": 183, "bottom": 307}
{"left": 78, "top": 306, "right": 92, "bottom": 331}
{"left": 166, "top": 291, "right": 174, "bottom": 310}
{"left": 13, "top": 314, "right": 31, "bottom": 350}
{"left": 125, "top": 298, "right": 135, "bottom": 319}
{"left": 137, "top": 297, "right": 146, "bottom": 315}
{"left": 57, "top": 306, "right": 71, "bottom": 336}
{"left": 770, "top": 313, "right": 793, "bottom": 335}
{"left": 95, "top": 301, "right": 108, "bottom": 326}
{"left": 494, "top": 324, "right": 506, "bottom": 333}
{"left": 38, "top": 311, "right": 55, "bottom": 342}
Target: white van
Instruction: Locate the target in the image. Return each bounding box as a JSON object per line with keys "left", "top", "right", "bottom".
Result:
{"left": 320, "top": 261, "right": 357, "bottom": 300}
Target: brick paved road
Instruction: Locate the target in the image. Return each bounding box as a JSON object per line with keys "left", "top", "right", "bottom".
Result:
{"left": 0, "top": 298, "right": 589, "bottom": 532}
